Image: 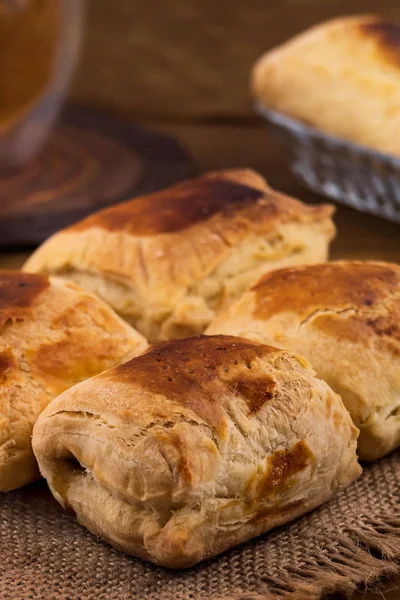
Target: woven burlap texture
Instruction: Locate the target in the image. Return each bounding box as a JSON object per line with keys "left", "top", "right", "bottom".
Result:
{"left": 1, "top": 452, "right": 399, "bottom": 600}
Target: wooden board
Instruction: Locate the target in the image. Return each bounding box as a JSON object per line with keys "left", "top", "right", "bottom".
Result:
{"left": 70, "top": 0, "right": 400, "bottom": 120}
{"left": 0, "top": 107, "right": 192, "bottom": 247}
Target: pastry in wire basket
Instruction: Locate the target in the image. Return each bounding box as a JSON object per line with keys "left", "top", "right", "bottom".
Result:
{"left": 253, "top": 15, "right": 400, "bottom": 156}
{"left": 252, "top": 16, "right": 400, "bottom": 223}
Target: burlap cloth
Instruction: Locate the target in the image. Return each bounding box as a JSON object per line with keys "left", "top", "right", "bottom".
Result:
{"left": 1, "top": 452, "right": 399, "bottom": 600}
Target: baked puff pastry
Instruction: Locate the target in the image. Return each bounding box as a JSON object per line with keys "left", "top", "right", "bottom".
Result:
{"left": 32, "top": 335, "right": 360, "bottom": 568}
{"left": 252, "top": 16, "right": 400, "bottom": 156}
{"left": 0, "top": 271, "right": 147, "bottom": 492}
{"left": 23, "top": 169, "right": 335, "bottom": 343}
{"left": 207, "top": 261, "right": 400, "bottom": 461}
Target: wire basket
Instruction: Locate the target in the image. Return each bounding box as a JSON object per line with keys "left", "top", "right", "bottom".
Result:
{"left": 256, "top": 102, "right": 400, "bottom": 224}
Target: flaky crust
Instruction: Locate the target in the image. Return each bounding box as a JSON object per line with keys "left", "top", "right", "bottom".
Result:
{"left": 0, "top": 272, "right": 147, "bottom": 492}
{"left": 23, "top": 169, "right": 335, "bottom": 342}
{"left": 207, "top": 261, "right": 400, "bottom": 460}
{"left": 33, "top": 335, "right": 360, "bottom": 568}
{"left": 253, "top": 15, "right": 400, "bottom": 156}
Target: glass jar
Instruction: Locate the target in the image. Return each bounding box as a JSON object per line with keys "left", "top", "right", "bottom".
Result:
{"left": 0, "top": 0, "right": 84, "bottom": 170}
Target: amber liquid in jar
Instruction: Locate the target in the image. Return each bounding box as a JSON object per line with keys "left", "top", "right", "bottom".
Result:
{"left": 0, "top": 0, "right": 83, "bottom": 169}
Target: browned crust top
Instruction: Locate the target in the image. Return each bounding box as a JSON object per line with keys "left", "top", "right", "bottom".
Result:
{"left": 107, "top": 335, "right": 282, "bottom": 431}
{"left": 251, "top": 261, "right": 400, "bottom": 351}
{"left": 360, "top": 18, "right": 400, "bottom": 52}
{"left": 69, "top": 176, "right": 262, "bottom": 235}
{"left": 252, "top": 261, "right": 400, "bottom": 321}
{"left": 68, "top": 170, "right": 333, "bottom": 237}
{"left": 0, "top": 271, "right": 50, "bottom": 326}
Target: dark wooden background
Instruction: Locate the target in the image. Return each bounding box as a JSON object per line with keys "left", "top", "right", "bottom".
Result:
{"left": 71, "top": 0, "right": 400, "bottom": 120}
{"left": 2, "top": 1, "right": 399, "bottom": 597}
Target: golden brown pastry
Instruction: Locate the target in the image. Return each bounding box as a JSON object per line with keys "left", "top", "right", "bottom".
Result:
{"left": 23, "top": 169, "right": 335, "bottom": 343}
{"left": 32, "top": 335, "right": 360, "bottom": 568}
{"left": 252, "top": 16, "right": 400, "bottom": 156}
{"left": 0, "top": 271, "right": 147, "bottom": 492}
{"left": 207, "top": 261, "right": 400, "bottom": 461}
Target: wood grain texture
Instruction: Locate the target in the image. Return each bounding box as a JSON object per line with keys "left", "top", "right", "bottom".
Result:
{"left": 70, "top": 0, "right": 400, "bottom": 119}
{"left": 0, "top": 108, "right": 191, "bottom": 246}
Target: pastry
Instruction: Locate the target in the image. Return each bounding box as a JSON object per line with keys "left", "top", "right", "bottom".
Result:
{"left": 252, "top": 16, "right": 400, "bottom": 156}
{"left": 23, "top": 169, "right": 335, "bottom": 342}
{"left": 0, "top": 271, "right": 147, "bottom": 492}
{"left": 32, "top": 334, "right": 360, "bottom": 568}
{"left": 207, "top": 261, "right": 400, "bottom": 460}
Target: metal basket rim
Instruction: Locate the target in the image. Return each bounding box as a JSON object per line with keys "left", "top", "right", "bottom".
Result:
{"left": 255, "top": 101, "right": 400, "bottom": 168}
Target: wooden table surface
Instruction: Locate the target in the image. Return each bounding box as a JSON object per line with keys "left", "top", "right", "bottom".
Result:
{"left": 1, "top": 120, "right": 399, "bottom": 599}
{"left": 73, "top": 0, "right": 400, "bottom": 121}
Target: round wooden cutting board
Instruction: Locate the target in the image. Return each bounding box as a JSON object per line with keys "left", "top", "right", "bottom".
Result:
{"left": 0, "top": 107, "right": 193, "bottom": 247}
